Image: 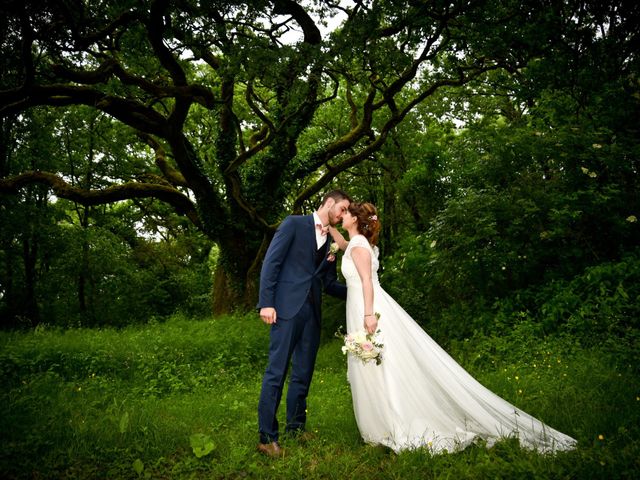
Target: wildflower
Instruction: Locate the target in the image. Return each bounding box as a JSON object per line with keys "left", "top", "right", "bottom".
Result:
{"left": 598, "top": 434, "right": 604, "bottom": 440}
{"left": 518, "top": 389, "right": 523, "bottom": 394}
{"left": 592, "top": 143, "right": 603, "bottom": 149}
{"left": 626, "top": 215, "right": 637, "bottom": 223}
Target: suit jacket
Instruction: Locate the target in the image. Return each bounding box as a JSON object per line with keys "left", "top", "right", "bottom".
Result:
{"left": 257, "top": 215, "right": 347, "bottom": 320}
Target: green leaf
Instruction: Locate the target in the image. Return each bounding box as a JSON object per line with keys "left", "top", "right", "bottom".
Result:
{"left": 119, "top": 411, "right": 129, "bottom": 434}
{"left": 132, "top": 458, "right": 144, "bottom": 475}
{"left": 190, "top": 433, "right": 216, "bottom": 458}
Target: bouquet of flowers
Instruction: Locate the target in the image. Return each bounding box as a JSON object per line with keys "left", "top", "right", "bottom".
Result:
{"left": 339, "top": 321, "right": 383, "bottom": 366}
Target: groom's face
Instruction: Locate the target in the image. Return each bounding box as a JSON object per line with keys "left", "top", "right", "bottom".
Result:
{"left": 328, "top": 199, "right": 350, "bottom": 226}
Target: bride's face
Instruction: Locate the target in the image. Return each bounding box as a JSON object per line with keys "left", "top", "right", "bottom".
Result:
{"left": 341, "top": 210, "right": 357, "bottom": 229}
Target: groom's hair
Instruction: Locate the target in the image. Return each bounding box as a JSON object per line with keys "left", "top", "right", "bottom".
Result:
{"left": 320, "top": 189, "right": 352, "bottom": 207}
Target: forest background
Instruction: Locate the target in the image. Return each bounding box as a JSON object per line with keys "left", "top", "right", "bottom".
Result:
{"left": 0, "top": 0, "right": 639, "bottom": 478}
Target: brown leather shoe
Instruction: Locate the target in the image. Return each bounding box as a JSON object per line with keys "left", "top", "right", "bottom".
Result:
{"left": 257, "top": 441, "right": 284, "bottom": 458}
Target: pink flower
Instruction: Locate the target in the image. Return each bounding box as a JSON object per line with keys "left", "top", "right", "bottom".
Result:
{"left": 361, "top": 342, "right": 374, "bottom": 351}
{"left": 327, "top": 253, "right": 336, "bottom": 262}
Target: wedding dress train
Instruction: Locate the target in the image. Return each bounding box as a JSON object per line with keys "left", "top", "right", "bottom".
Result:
{"left": 341, "top": 235, "right": 576, "bottom": 453}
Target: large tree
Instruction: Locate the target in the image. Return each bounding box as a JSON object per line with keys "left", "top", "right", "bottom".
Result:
{"left": 0, "top": 0, "right": 564, "bottom": 311}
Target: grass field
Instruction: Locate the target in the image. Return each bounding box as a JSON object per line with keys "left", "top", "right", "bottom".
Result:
{"left": 1, "top": 314, "right": 638, "bottom": 479}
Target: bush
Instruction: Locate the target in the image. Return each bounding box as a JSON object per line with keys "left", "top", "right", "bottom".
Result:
{"left": 487, "top": 250, "right": 640, "bottom": 369}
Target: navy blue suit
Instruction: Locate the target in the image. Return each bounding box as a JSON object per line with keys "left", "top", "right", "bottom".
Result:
{"left": 257, "top": 215, "right": 346, "bottom": 443}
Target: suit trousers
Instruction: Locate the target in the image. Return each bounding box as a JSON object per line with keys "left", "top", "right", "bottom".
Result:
{"left": 258, "top": 300, "right": 320, "bottom": 443}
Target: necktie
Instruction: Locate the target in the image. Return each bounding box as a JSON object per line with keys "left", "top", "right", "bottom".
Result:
{"left": 315, "top": 223, "right": 329, "bottom": 236}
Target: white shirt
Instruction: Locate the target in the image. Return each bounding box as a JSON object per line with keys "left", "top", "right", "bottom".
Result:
{"left": 313, "top": 212, "right": 328, "bottom": 250}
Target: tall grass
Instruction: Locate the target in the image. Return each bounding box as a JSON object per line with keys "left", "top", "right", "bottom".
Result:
{"left": 1, "top": 313, "right": 638, "bottom": 479}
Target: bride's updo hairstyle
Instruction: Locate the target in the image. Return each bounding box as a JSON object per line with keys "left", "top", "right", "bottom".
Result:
{"left": 349, "top": 202, "right": 380, "bottom": 246}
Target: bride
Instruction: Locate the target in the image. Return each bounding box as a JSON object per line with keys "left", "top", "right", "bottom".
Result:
{"left": 329, "top": 202, "right": 577, "bottom": 454}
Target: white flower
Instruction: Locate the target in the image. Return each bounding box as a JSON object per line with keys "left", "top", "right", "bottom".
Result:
{"left": 626, "top": 215, "right": 637, "bottom": 223}
{"left": 352, "top": 331, "right": 367, "bottom": 344}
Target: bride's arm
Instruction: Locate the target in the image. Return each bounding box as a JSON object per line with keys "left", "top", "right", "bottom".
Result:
{"left": 328, "top": 226, "right": 348, "bottom": 251}
{"left": 351, "top": 246, "right": 377, "bottom": 334}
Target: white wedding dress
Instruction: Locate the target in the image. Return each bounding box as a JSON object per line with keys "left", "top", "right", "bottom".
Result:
{"left": 341, "top": 235, "right": 577, "bottom": 454}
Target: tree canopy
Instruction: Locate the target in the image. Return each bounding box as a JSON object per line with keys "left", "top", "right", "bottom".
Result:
{"left": 0, "top": 0, "right": 567, "bottom": 308}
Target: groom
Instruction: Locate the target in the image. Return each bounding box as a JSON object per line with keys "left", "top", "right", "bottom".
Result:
{"left": 257, "top": 190, "right": 351, "bottom": 457}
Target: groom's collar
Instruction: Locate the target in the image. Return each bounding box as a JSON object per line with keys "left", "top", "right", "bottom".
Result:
{"left": 312, "top": 212, "right": 327, "bottom": 228}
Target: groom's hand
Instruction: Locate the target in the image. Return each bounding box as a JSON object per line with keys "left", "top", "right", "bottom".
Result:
{"left": 260, "top": 307, "right": 277, "bottom": 325}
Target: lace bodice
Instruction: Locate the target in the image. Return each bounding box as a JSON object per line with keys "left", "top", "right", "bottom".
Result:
{"left": 341, "top": 235, "right": 380, "bottom": 287}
